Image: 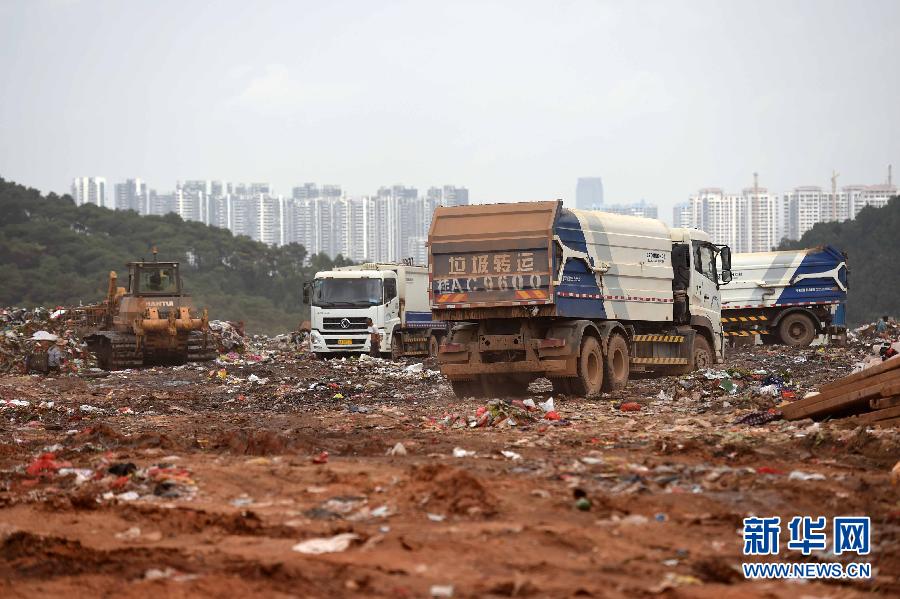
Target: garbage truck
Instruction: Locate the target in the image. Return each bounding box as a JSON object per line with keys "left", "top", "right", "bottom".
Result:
{"left": 303, "top": 263, "right": 448, "bottom": 359}
{"left": 428, "top": 201, "right": 732, "bottom": 398}
{"left": 720, "top": 245, "right": 848, "bottom": 346}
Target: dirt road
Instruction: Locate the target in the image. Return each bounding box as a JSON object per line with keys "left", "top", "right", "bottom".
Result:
{"left": 0, "top": 342, "right": 897, "bottom": 597}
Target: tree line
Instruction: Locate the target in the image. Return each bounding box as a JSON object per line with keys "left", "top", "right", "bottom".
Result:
{"left": 779, "top": 195, "right": 900, "bottom": 326}
{"left": 0, "top": 177, "right": 352, "bottom": 334}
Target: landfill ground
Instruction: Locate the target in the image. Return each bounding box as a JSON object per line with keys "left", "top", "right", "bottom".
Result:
{"left": 0, "top": 339, "right": 898, "bottom": 598}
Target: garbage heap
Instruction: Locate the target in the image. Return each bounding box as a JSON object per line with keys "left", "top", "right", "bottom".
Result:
{"left": 0, "top": 307, "right": 93, "bottom": 374}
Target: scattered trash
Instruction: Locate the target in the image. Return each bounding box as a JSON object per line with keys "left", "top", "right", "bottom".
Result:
{"left": 788, "top": 470, "right": 826, "bottom": 481}
{"left": 452, "top": 447, "right": 475, "bottom": 458}
{"left": 312, "top": 451, "right": 329, "bottom": 464}
{"left": 620, "top": 402, "right": 642, "bottom": 412}
{"left": 292, "top": 533, "right": 359, "bottom": 554}
{"left": 430, "top": 585, "right": 455, "bottom": 598}
{"left": 387, "top": 442, "right": 407, "bottom": 456}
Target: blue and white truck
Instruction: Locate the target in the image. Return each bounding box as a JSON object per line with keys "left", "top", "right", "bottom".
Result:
{"left": 303, "top": 263, "right": 448, "bottom": 358}
{"left": 429, "top": 200, "right": 732, "bottom": 398}
{"left": 720, "top": 245, "right": 848, "bottom": 346}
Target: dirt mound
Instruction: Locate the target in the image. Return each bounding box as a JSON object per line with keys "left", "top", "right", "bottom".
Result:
{"left": 406, "top": 464, "right": 498, "bottom": 517}
{"left": 74, "top": 424, "right": 178, "bottom": 450}
{"left": 212, "top": 428, "right": 295, "bottom": 455}
{"left": 0, "top": 531, "right": 182, "bottom": 579}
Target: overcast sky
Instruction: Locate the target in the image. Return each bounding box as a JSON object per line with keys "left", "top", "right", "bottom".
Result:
{"left": 1, "top": 0, "right": 898, "bottom": 222}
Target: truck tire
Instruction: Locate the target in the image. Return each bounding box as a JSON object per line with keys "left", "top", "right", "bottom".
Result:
{"left": 428, "top": 334, "right": 440, "bottom": 357}
{"left": 390, "top": 333, "right": 403, "bottom": 360}
{"left": 691, "top": 335, "right": 713, "bottom": 371}
{"left": 603, "top": 333, "right": 630, "bottom": 392}
{"left": 778, "top": 313, "right": 816, "bottom": 347}
{"left": 569, "top": 336, "right": 604, "bottom": 398}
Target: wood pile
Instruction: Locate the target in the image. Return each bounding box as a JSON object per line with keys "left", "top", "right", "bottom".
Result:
{"left": 781, "top": 356, "right": 900, "bottom": 426}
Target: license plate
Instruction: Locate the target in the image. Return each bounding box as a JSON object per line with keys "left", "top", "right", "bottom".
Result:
{"left": 337, "top": 339, "right": 353, "bottom": 345}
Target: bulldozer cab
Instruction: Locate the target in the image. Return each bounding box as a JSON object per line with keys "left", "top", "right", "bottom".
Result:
{"left": 127, "top": 262, "right": 183, "bottom": 296}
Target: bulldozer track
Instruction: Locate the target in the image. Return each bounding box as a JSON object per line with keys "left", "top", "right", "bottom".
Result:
{"left": 186, "top": 331, "right": 217, "bottom": 363}
{"left": 103, "top": 335, "right": 144, "bottom": 371}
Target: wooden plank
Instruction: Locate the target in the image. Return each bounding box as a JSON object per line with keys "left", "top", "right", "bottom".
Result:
{"left": 781, "top": 372, "right": 900, "bottom": 420}
{"left": 819, "top": 356, "right": 900, "bottom": 393}
{"left": 870, "top": 396, "right": 900, "bottom": 410}
{"left": 875, "top": 416, "right": 900, "bottom": 428}
{"left": 781, "top": 368, "right": 900, "bottom": 412}
{"left": 854, "top": 404, "right": 900, "bottom": 424}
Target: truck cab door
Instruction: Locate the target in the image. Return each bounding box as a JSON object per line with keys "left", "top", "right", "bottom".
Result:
{"left": 383, "top": 277, "right": 401, "bottom": 342}
{"left": 690, "top": 241, "right": 724, "bottom": 356}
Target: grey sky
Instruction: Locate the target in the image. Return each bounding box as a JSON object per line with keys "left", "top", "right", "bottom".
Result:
{"left": 1, "top": 0, "right": 898, "bottom": 222}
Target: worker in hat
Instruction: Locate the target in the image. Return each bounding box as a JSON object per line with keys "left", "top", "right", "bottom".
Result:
{"left": 47, "top": 339, "right": 67, "bottom": 373}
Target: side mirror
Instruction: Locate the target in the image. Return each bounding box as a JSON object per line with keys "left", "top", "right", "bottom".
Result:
{"left": 718, "top": 246, "right": 732, "bottom": 284}
{"left": 302, "top": 281, "right": 311, "bottom": 304}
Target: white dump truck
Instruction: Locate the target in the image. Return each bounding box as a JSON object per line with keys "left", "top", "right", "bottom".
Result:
{"left": 429, "top": 201, "right": 732, "bottom": 398}
{"left": 303, "top": 263, "right": 448, "bottom": 358}
{"left": 720, "top": 245, "right": 848, "bottom": 346}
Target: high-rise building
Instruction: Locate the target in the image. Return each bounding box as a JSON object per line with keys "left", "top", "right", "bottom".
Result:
{"left": 441, "top": 185, "right": 469, "bottom": 206}
{"left": 744, "top": 182, "right": 777, "bottom": 252}
{"left": 784, "top": 186, "right": 825, "bottom": 241}
{"left": 71, "top": 177, "right": 108, "bottom": 208}
{"left": 113, "top": 178, "right": 147, "bottom": 212}
{"left": 576, "top": 177, "right": 603, "bottom": 210}
{"left": 851, "top": 183, "right": 897, "bottom": 217}
{"left": 672, "top": 202, "right": 692, "bottom": 229}
{"left": 425, "top": 185, "right": 469, "bottom": 207}
{"left": 688, "top": 188, "right": 747, "bottom": 252}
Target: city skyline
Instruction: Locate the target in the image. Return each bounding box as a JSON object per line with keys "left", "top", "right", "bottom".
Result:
{"left": 69, "top": 175, "right": 470, "bottom": 264}
{"left": 2, "top": 1, "right": 898, "bottom": 223}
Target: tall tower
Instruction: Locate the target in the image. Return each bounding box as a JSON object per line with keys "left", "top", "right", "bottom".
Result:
{"left": 576, "top": 177, "right": 603, "bottom": 210}
{"left": 831, "top": 170, "right": 839, "bottom": 221}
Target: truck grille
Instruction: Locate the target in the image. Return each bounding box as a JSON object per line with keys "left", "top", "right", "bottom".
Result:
{"left": 322, "top": 317, "right": 369, "bottom": 331}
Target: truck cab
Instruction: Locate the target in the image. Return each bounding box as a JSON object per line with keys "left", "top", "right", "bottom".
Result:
{"left": 669, "top": 228, "right": 730, "bottom": 362}
{"left": 305, "top": 268, "right": 400, "bottom": 356}
{"left": 303, "top": 263, "right": 444, "bottom": 358}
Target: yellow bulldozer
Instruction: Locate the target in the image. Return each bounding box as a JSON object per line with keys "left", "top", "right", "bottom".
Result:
{"left": 76, "top": 249, "right": 216, "bottom": 370}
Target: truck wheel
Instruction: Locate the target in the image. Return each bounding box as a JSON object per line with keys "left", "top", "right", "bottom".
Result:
{"left": 603, "top": 333, "right": 630, "bottom": 392}
{"left": 778, "top": 313, "right": 816, "bottom": 347}
{"left": 428, "top": 334, "right": 440, "bottom": 357}
{"left": 691, "top": 335, "right": 713, "bottom": 371}
{"left": 391, "top": 333, "right": 403, "bottom": 360}
{"left": 569, "top": 336, "right": 604, "bottom": 398}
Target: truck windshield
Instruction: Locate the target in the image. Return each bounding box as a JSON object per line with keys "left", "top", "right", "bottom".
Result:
{"left": 312, "top": 278, "right": 383, "bottom": 307}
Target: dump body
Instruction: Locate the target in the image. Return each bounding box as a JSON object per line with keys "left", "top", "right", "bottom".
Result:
{"left": 306, "top": 263, "right": 448, "bottom": 357}
{"left": 720, "top": 245, "right": 848, "bottom": 346}
{"left": 429, "top": 201, "right": 730, "bottom": 397}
